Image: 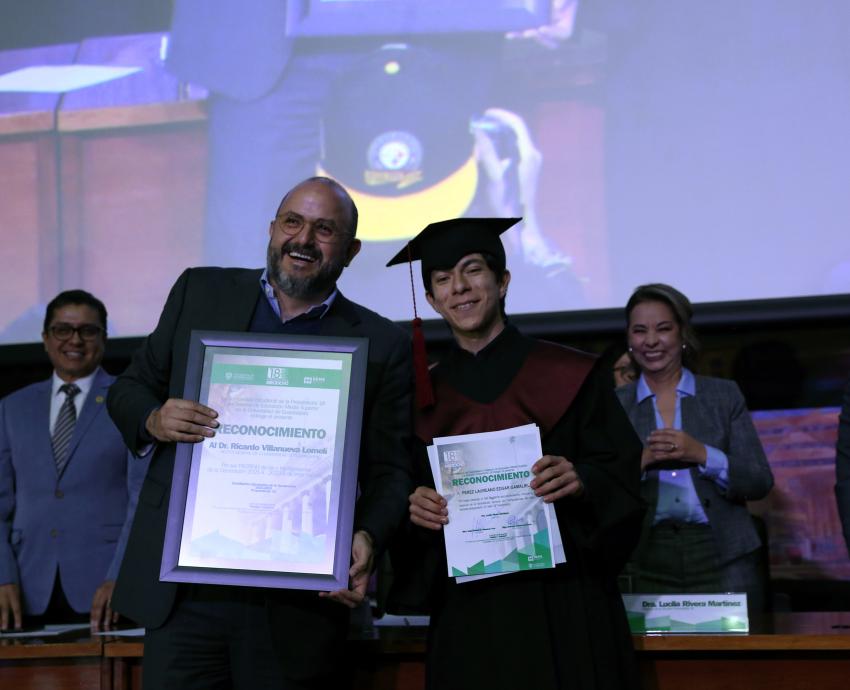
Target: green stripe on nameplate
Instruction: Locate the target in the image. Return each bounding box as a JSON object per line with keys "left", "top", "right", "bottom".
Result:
{"left": 622, "top": 594, "right": 749, "bottom": 634}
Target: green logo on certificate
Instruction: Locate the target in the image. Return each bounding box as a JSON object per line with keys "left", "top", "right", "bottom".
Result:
{"left": 211, "top": 363, "right": 342, "bottom": 389}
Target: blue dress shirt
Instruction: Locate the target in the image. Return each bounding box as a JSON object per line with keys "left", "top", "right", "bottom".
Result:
{"left": 259, "top": 269, "right": 337, "bottom": 322}
{"left": 636, "top": 368, "right": 729, "bottom": 524}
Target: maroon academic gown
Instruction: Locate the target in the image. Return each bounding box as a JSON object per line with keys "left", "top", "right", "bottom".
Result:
{"left": 389, "top": 325, "right": 645, "bottom": 690}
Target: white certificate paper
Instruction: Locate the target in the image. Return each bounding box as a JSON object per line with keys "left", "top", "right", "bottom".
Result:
{"left": 430, "top": 424, "right": 561, "bottom": 579}
{"left": 177, "top": 351, "right": 351, "bottom": 576}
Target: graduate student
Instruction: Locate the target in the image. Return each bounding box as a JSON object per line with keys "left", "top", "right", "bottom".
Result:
{"left": 386, "top": 218, "right": 644, "bottom": 690}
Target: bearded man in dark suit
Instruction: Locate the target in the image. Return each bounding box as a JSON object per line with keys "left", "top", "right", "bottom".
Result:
{"left": 107, "top": 176, "right": 413, "bottom": 689}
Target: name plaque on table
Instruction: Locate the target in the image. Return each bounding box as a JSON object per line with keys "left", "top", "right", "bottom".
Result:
{"left": 160, "top": 331, "right": 367, "bottom": 591}
{"left": 623, "top": 594, "right": 749, "bottom": 634}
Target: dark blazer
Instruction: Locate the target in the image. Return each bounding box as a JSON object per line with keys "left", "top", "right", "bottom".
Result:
{"left": 615, "top": 375, "right": 774, "bottom": 566}
{"left": 0, "top": 369, "right": 137, "bottom": 614}
{"left": 107, "top": 268, "right": 412, "bottom": 653}
{"left": 835, "top": 377, "right": 850, "bottom": 554}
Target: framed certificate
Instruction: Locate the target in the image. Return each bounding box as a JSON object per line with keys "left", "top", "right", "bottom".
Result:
{"left": 285, "top": 0, "right": 551, "bottom": 36}
{"left": 160, "top": 330, "right": 368, "bottom": 591}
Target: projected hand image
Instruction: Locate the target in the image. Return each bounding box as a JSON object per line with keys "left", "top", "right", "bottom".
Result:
{"left": 472, "top": 107, "right": 583, "bottom": 303}
{"left": 505, "top": 0, "right": 579, "bottom": 49}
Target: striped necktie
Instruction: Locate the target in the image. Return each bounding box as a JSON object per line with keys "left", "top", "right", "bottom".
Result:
{"left": 52, "top": 383, "right": 80, "bottom": 473}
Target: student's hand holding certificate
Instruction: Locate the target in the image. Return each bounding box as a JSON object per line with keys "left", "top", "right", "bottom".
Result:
{"left": 530, "top": 455, "right": 585, "bottom": 502}
{"left": 409, "top": 486, "right": 449, "bottom": 530}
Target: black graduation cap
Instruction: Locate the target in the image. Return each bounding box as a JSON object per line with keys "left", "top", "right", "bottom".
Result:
{"left": 386, "top": 217, "right": 522, "bottom": 288}
{"left": 386, "top": 217, "right": 521, "bottom": 410}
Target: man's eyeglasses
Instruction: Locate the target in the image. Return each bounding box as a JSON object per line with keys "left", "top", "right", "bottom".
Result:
{"left": 48, "top": 323, "right": 104, "bottom": 341}
{"left": 271, "top": 215, "right": 348, "bottom": 244}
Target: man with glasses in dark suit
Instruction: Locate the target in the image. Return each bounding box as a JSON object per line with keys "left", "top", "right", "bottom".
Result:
{"left": 107, "top": 177, "right": 413, "bottom": 689}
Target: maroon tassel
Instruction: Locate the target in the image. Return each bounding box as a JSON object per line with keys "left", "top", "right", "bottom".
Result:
{"left": 411, "top": 317, "right": 434, "bottom": 409}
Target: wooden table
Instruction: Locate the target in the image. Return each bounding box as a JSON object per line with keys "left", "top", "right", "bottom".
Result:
{"left": 102, "top": 639, "right": 142, "bottom": 690}
{"left": 0, "top": 630, "right": 104, "bottom": 690}
{"left": 100, "top": 628, "right": 429, "bottom": 690}
{"left": 635, "top": 611, "right": 850, "bottom": 690}
{"left": 4, "top": 612, "right": 850, "bottom": 689}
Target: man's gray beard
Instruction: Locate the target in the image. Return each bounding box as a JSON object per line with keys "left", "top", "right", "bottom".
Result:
{"left": 266, "top": 242, "right": 344, "bottom": 301}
